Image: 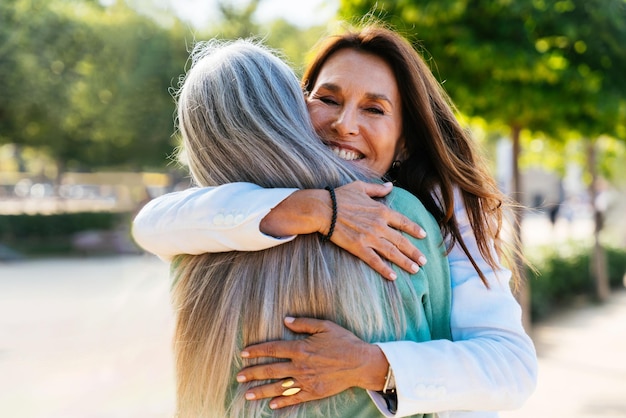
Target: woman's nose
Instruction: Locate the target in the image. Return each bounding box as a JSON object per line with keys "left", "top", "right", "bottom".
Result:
{"left": 331, "top": 109, "right": 359, "bottom": 136}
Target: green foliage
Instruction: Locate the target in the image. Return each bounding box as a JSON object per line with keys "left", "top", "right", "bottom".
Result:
{"left": 212, "top": 0, "right": 262, "bottom": 38}
{"left": 262, "top": 20, "right": 331, "bottom": 76}
{"left": 0, "top": 211, "right": 133, "bottom": 255}
{"left": 194, "top": 1, "right": 328, "bottom": 73}
{"left": 0, "top": 212, "right": 126, "bottom": 240}
{"left": 0, "top": 0, "right": 333, "bottom": 174}
{"left": 606, "top": 247, "right": 626, "bottom": 287}
{"left": 338, "top": 0, "right": 626, "bottom": 141}
{"left": 528, "top": 245, "right": 626, "bottom": 321}
{"left": 0, "top": 0, "right": 189, "bottom": 172}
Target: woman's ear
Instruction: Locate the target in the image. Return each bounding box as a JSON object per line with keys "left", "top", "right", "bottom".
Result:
{"left": 395, "top": 139, "right": 409, "bottom": 162}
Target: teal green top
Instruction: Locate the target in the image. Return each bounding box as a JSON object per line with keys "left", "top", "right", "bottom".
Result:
{"left": 325, "top": 187, "right": 452, "bottom": 418}
{"left": 229, "top": 187, "right": 452, "bottom": 417}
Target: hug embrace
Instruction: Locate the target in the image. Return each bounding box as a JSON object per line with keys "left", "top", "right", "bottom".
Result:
{"left": 133, "top": 22, "right": 537, "bottom": 418}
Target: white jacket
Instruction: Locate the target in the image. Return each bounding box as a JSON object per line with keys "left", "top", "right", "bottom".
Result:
{"left": 132, "top": 182, "right": 537, "bottom": 417}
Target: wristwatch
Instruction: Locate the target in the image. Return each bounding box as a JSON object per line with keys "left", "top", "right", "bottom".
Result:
{"left": 377, "top": 366, "right": 397, "bottom": 414}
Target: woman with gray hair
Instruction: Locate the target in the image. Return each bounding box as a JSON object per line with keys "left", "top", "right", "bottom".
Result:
{"left": 171, "top": 38, "right": 451, "bottom": 417}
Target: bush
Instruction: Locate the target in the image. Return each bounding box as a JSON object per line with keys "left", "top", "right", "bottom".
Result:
{"left": 528, "top": 245, "right": 626, "bottom": 321}
{"left": 0, "top": 212, "right": 133, "bottom": 255}
{"left": 607, "top": 247, "right": 626, "bottom": 287}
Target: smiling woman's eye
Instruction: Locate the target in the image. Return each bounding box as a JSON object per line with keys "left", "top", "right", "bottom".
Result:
{"left": 319, "top": 97, "right": 339, "bottom": 105}
{"left": 311, "top": 93, "right": 339, "bottom": 106}
{"left": 366, "top": 107, "right": 384, "bottom": 115}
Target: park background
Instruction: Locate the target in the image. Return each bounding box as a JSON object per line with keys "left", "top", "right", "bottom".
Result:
{"left": 1, "top": 0, "right": 625, "bottom": 417}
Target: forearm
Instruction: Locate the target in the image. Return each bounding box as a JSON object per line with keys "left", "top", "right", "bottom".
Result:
{"left": 131, "top": 183, "right": 298, "bottom": 259}
{"left": 374, "top": 331, "right": 536, "bottom": 415}
{"left": 133, "top": 181, "right": 428, "bottom": 278}
{"left": 357, "top": 343, "right": 392, "bottom": 391}
{"left": 260, "top": 189, "right": 331, "bottom": 238}
{"left": 368, "top": 201, "right": 537, "bottom": 416}
{"left": 369, "top": 266, "right": 536, "bottom": 416}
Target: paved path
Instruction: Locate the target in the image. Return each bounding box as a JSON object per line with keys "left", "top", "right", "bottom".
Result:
{"left": 0, "top": 255, "right": 175, "bottom": 418}
{"left": 1, "top": 255, "right": 625, "bottom": 417}
{"left": 501, "top": 288, "right": 626, "bottom": 418}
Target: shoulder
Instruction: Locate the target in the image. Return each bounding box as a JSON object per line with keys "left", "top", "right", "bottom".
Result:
{"left": 387, "top": 186, "right": 434, "bottom": 219}
{"left": 387, "top": 186, "right": 426, "bottom": 213}
{"left": 387, "top": 187, "right": 440, "bottom": 234}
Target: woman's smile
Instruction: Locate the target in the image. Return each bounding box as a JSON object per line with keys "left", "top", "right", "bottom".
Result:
{"left": 327, "top": 143, "right": 364, "bottom": 161}
{"left": 306, "top": 49, "right": 405, "bottom": 177}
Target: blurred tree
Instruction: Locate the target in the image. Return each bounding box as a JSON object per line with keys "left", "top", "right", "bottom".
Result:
{"left": 0, "top": 0, "right": 333, "bottom": 181}
{"left": 263, "top": 19, "right": 331, "bottom": 77}
{"left": 0, "top": 0, "right": 20, "bottom": 149}
{"left": 338, "top": 0, "right": 626, "bottom": 311}
{"left": 532, "top": 0, "right": 626, "bottom": 301}
{"left": 0, "top": 0, "right": 188, "bottom": 176}
{"left": 200, "top": 0, "right": 327, "bottom": 72}
{"left": 213, "top": 0, "right": 261, "bottom": 38}
{"left": 80, "top": 2, "right": 189, "bottom": 170}
{"left": 25, "top": 1, "right": 111, "bottom": 174}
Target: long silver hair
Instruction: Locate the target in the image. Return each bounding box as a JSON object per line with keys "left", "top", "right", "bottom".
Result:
{"left": 172, "top": 39, "right": 415, "bottom": 417}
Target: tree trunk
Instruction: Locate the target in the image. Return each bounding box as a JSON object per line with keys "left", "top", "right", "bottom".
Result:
{"left": 14, "top": 144, "right": 27, "bottom": 172}
{"left": 54, "top": 158, "right": 67, "bottom": 213}
{"left": 510, "top": 124, "right": 531, "bottom": 333}
{"left": 587, "top": 139, "right": 610, "bottom": 302}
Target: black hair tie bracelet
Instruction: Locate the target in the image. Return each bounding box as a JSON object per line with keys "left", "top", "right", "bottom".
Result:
{"left": 320, "top": 186, "right": 337, "bottom": 242}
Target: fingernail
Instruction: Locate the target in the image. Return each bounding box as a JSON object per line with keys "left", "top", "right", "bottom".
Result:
{"left": 411, "top": 263, "right": 420, "bottom": 273}
{"left": 389, "top": 272, "right": 397, "bottom": 280}
{"left": 245, "top": 392, "right": 255, "bottom": 400}
{"left": 284, "top": 316, "right": 295, "bottom": 324}
{"left": 240, "top": 351, "right": 250, "bottom": 358}
{"left": 418, "top": 256, "right": 427, "bottom": 265}
{"left": 383, "top": 182, "right": 393, "bottom": 187}
{"left": 236, "top": 374, "right": 246, "bottom": 382}
{"left": 419, "top": 228, "right": 427, "bottom": 238}
{"left": 269, "top": 402, "right": 278, "bottom": 409}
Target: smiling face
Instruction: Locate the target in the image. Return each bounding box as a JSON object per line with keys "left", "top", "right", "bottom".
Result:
{"left": 306, "top": 49, "right": 405, "bottom": 177}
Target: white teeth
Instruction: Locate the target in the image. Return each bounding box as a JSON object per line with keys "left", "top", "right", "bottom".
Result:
{"left": 331, "top": 146, "right": 362, "bottom": 161}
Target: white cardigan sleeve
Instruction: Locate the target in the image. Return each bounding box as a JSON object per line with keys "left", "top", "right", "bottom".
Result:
{"left": 131, "top": 183, "right": 298, "bottom": 260}
{"left": 368, "top": 197, "right": 537, "bottom": 417}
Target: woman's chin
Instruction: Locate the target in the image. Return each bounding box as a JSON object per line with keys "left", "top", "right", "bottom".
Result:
{"left": 346, "top": 159, "right": 384, "bottom": 177}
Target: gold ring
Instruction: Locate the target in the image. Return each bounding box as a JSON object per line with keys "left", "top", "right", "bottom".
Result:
{"left": 281, "top": 387, "right": 301, "bottom": 396}
{"left": 281, "top": 379, "right": 295, "bottom": 388}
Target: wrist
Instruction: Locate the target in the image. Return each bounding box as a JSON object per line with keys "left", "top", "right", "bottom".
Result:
{"left": 380, "top": 365, "right": 396, "bottom": 393}
{"left": 259, "top": 189, "right": 325, "bottom": 237}
{"left": 358, "top": 344, "right": 390, "bottom": 391}
{"left": 320, "top": 186, "right": 337, "bottom": 242}
{"left": 290, "top": 189, "right": 334, "bottom": 236}
{"left": 377, "top": 366, "right": 398, "bottom": 415}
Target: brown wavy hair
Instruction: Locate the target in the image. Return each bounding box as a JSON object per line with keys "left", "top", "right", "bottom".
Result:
{"left": 303, "top": 23, "right": 522, "bottom": 287}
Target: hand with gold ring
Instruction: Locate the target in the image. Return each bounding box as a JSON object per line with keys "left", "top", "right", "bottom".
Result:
{"left": 241, "top": 377, "right": 303, "bottom": 404}
{"left": 236, "top": 317, "right": 389, "bottom": 410}
{"left": 280, "top": 379, "right": 301, "bottom": 397}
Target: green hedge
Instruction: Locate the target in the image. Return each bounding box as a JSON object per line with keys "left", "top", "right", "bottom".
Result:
{"left": 528, "top": 246, "right": 626, "bottom": 321}
{"left": 0, "top": 212, "right": 133, "bottom": 255}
